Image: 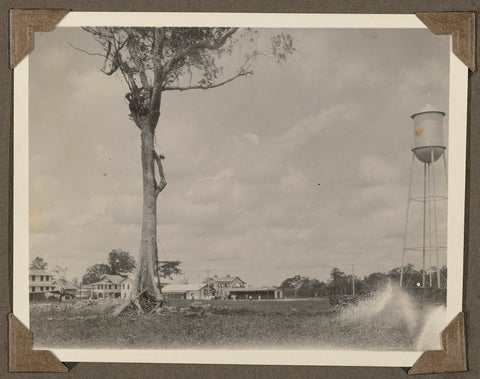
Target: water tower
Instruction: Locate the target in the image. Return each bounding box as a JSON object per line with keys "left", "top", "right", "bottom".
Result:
{"left": 400, "top": 104, "right": 447, "bottom": 289}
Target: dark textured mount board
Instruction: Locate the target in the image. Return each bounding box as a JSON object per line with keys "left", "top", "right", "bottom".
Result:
{"left": 3, "top": 2, "right": 479, "bottom": 378}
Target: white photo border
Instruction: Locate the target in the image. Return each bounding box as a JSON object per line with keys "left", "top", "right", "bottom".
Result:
{"left": 13, "top": 12, "right": 468, "bottom": 367}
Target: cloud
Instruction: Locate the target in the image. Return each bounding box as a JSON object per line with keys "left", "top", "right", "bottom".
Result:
{"left": 188, "top": 169, "right": 233, "bottom": 204}
{"left": 28, "top": 27, "right": 450, "bottom": 285}
{"left": 243, "top": 132, "right": 260, "bottom": 146}
{"left": 35, "top": 43, "right": 70, "bottom": 69}
{"left": 279, "top": 166, "right": 309, "bottom": 193}
{"left": 277, "top": 104, "right": 351, "bottom": 146}
{"left": 358, "top": 155, "right": 397, "bottom": 185}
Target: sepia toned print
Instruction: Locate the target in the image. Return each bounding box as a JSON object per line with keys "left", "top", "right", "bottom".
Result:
{"left": 14, "top": 13, "right": 468, "bottom": 366}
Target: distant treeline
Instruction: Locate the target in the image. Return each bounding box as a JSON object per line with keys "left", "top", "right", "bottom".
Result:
{"left": 279, "top": 264, "right": 447, "bottom": 299}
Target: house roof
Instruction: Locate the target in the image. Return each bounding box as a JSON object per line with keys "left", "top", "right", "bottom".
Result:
{"left": 90, "top": 274, "right": 126, "bottom": 286}
{"left": 29, "top": 269, "right": 54, "bottom": 276}
{"left": 119, "top": 272, "right": 135, "bottom": 279}
{"left": 205, "top": 276, "right": 244, "bottom": 284}
{"left": 119, "top": 276, "right": 133, "bottom": 284}
{"left": 162, "top": 283, "right": 209, "bottom": 293}
{"left": 54, "top": 278, "right": 77, "bottom": 290}
{"left": 228, "top": 287, "right": 278, "bottom": 292}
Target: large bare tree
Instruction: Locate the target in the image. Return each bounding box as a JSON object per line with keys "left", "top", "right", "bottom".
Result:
{"left": 83, "top": 27, "right": 294, "bottom": 314}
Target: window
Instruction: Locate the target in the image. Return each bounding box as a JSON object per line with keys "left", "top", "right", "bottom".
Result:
{"left": 31, "top": 275, "right": 35, "bottom": 281}
{"left": 122, "top": 284, "right": 125, "bottom": 289}
{"left": 32, "top": 287, "right": 35, "bottom": 292}
{"left": 40, "top": 276, "right": 44, "bottom": 281}
{"left": 114, "top": 285, "right": 117, "bottom": 290}
{"left": 127, "top": 284, "right": 130, "bottom": 289}
{"left": 46, "top": 276, "right": 49, "bottom": 282}
{"left": 109, "top": 285, "right": 112, "bottom": 290}
{"left": 40, "top": 286, "right": 44, "bottom": 291}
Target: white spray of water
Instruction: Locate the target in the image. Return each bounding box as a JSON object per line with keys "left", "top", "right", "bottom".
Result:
{"left": 396, "top": 288, "right": 419, "bottom": 334}
{"left": 415, "top": 305, "right": 446, "bottom": 351}
{"left": 338, "top": 283, "right": 418, "bottom": 334}
{"left": 335, "top": 284, "right": 448, "bottom": 349}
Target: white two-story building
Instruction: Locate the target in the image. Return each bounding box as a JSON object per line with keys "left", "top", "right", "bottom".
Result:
{"left": 29, "top": 269, "right": 55, "bottom": 301}
{"left": 90, "top": 274, "right": 134, "bottom": 299}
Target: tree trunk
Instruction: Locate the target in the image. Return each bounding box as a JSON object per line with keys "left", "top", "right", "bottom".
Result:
{"left": 119, "top": 123, "right": 164, "bottom": 314}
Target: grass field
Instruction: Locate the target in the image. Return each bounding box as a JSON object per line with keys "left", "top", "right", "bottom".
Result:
{"left": 29, "top": 292, "right": 434, "bottom": 351}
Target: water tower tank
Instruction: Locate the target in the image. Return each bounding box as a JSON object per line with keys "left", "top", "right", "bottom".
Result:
{"left": 411, "top": 104, "right": 446, "bottom": 163}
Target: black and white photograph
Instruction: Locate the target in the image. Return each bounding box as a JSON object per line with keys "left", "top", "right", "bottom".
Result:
{"left": 13, "top": 13, "right": 468, "bottom": 366}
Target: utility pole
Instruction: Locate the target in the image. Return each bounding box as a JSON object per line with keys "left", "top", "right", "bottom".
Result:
{"left": 351, "top": 264, "right": 355, "bottom": 296}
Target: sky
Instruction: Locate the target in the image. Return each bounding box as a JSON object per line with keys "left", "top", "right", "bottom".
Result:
{"left": 29, "top": 27, "right": 450, "bottom": 286}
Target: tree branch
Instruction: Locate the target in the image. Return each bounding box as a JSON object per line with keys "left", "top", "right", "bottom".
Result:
{"left": 163, "top": 28, "right": 238, "bottom": 77}
{"left": 163, "top": 70, "right": 252, "bottom": 92}
{"left": 154, "top": 151, "right": 167, "bottom": 195}
{"left": 125, "top": 30, "right": 151, "bottom": 91}
{"left": 149, "top": 28, "right": 166, "bottom": 119}
{"left": 67, "top": 42, "right": 105, "bottom": 57}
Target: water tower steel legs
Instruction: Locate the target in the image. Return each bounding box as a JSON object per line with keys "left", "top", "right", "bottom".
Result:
{"left": 431, "top": 147, "right": 441, "bottom": 289}
{"left": 422, "top": 161, "right": 427, "bottom": 288}
{"left": 400, "top": 154, "right": 415, "bottom": 288}
{"left": 428, "top": 157, "right": 432, "bottom": 287}
{"left": 401, "top": 146, "right": 445, "bottom": 289}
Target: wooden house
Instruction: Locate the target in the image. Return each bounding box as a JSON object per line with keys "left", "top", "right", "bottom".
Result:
{"left": 29, "top": 269, "right": 56, "bottom": 301}
{"left": 90, "top": 274, "right": 126, "bottom": 299}
{"left": 203, "top": 275, "right": 246, "bottom": 298}
{"left": 162, "top": 283, "right": 215, "bottom": 300}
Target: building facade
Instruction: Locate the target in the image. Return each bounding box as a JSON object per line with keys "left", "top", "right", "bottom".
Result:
{"left": 120, "top": 276, "right": 134, "bottom": 299}
{"left": 204, "top": 275, "right": 246, "bottom": 298}
{"left": 29, "top": 269, "right": 56, "bottom": 301}
{"left": 228, "top": 287, "right": 283, "bottom": 300}
{"left": 53, "top": 278, "right": 78, "bottom": 299}
{"left": 162, "top": 283, "right": 215, "bottom": 300}
{"left": 77, "top": 284, "right": 93, "bottom": 299}
{"left": 90, "top": 274, "right": 125, "bottom": 298}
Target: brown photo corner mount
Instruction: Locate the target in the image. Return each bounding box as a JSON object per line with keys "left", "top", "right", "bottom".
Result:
{"left": 8, "top": 8, "right": 472, "bottom": 374}
{"left": 9, "top": 314, "right": 68, "bottom": 372}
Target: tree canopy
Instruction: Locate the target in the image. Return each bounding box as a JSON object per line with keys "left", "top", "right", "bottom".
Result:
{"left": 157, "top": 260, "right": 183, "bottom": 280}
{"left": 108, "top": 249, "right": 136, "bottom": 274}
{"left": 82, "top": 250, "right": 136, "bottom": 283}
{"left": 82, "top": 27, "right": 294, "bottom": 127}
{"left": 51, "top": 265, "right": 68, "bottom": 280}
{"left": 280, "top": 275, "right": 328, "bottom": 298}
{"left": 278, "top": 265, "right": 447, "bottom": 301}
{"left": 30, "top": 256, "right": 48, "bottom": 270}
{"left": 82, "top": 263, "right": 111, "bottom": 284}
